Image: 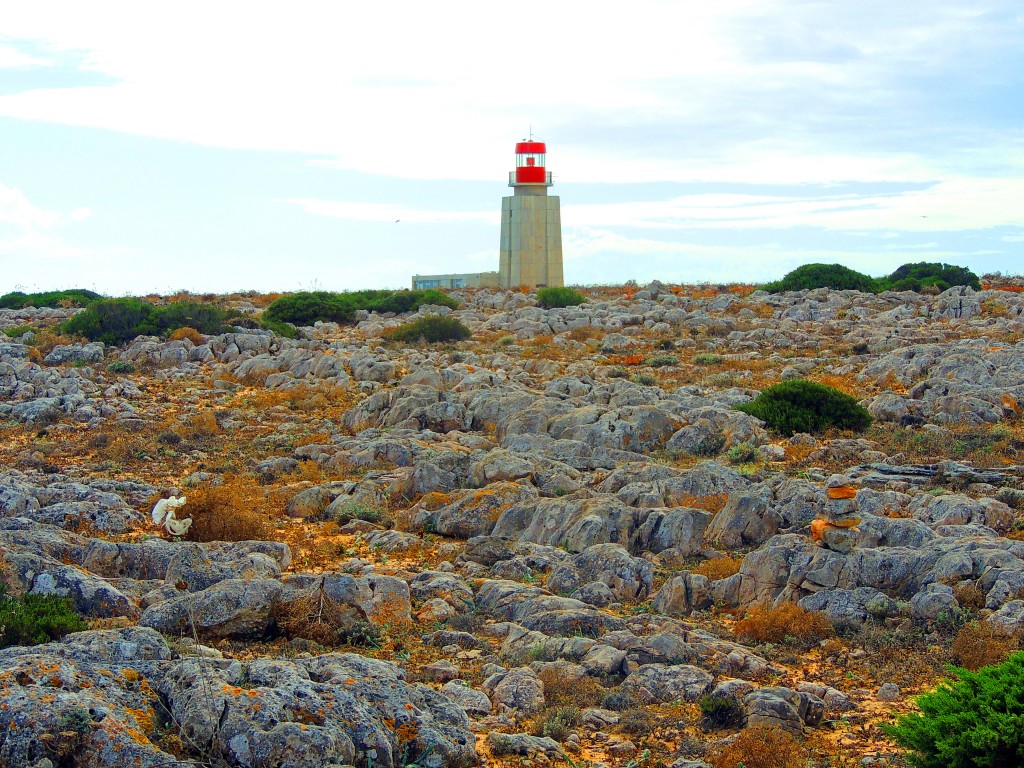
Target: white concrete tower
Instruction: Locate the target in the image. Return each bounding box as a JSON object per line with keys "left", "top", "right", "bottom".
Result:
{"left": 499, "top": 139, "right": 563, "bottom": 289}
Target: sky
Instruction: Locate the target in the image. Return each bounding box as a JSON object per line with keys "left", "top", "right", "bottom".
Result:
{"left": 0, "top": 0, "right": 1022, "bottom": 295}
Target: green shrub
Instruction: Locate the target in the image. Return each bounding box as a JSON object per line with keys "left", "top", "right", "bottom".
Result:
{"left": 881, "top": 262, "right": 981, "bottom": 292}
{"left": 106, "top": 360, "right": 136, "bottom": 374}
{"left": 531, "top": 706, "right": 581, "bottom": 742}
{"left": 537, "top": 286, "right": 586, "bottom": 309}
{"left": 884, "top": 652, "right": 1024, "bottom": 767}
{"left": 3, "top": 325, "right": 35, "bottom": 338}
{"left": 259, "top": 318, "right": 298, "bottom": 339}
{"left": 263, "top": 289, "right": 458, "bottom": 327}
{"left": 726, "top": 441, "right": 759, "bottom": 464}
{"left": 763, "top": 263, "right": 878, "bottom": 293}
{"left": 63, "top": 299, "right": 229, "bottom": 344}
{"left": 333, "top": 501, "right": 386, "bottom": 526}
{"left": 0, "top": 289, "right": 101, "bottom": 309}
{"left": 736, "top": 379, "right": 872, "bottom": 436}
{"left": 645, "top": 354, "right": 678, "bottom": 368}
{"left": 694, "top": 353, "right": 723, "bottom": 365}
{"left": 384, "top": 315, "right": 471, "bottom": 344}
{"left": 698, "top": 694, "right": 744, "bottom": 729}
{"left": 63, "top": 298, "right": 155, "bottom": 345}
{"left": 263, "top": 291, "right": 356, "bottom": 325}
{"left": 142, "top": 301, "right": 228, "bottom": 336}
{"left": 0, "top": 589, "right": 87, "bottom": 648}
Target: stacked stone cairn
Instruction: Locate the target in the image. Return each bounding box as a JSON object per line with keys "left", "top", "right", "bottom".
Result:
{"left": 810, "top": 474, "right": 862, "bottom": 553}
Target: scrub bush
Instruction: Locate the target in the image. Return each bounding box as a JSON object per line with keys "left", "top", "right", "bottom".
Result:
{"left": 884, "top": 652, "right": 1024, "bottom": 767}
{"left": 734, "top": 603, "right": 834, "bottom": 648}
{"left": 951, "top": 622, "right": 1017, "bottom": 671}
{"left": 384, "top": 315, "right": 471, "bottom": 344}
{"left": 262, "top": 291, "right": 356, "bottom": 325}
{"left": 537, "top": 286, "right": 586, "bottom": 309}
{"left": 0, "top": 589, "right": 87, "bottom": 648}
{"left": 711, "top": 725, "right": 806, "bottom": 768}
{"left": 63, "top": 298, "right": 155, "bottom": 345}
{"left": 735, "top": 379, "right": 872, "bottom": 436}
{"left": 699, "top": 694, "right": 744, "bottom": 729}
{"left": 762, "top": 263, "right": 878, "bottom": 293}
{"left": 0, "top": 289, "right": 101, "bottom": 309}
{"left": 882, "top": 262, "right": 981, "bottom": 292}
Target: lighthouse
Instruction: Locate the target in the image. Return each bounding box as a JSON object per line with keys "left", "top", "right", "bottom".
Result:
{"left": 499, "top": 139, "right": 564, "bottom": 290}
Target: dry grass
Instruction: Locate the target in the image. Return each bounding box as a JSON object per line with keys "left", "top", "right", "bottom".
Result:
{"left": 180, "top": 475, "right": 274, "bottom": 542}
{"left": 168, "top": 326, "right": 206, "bottom": 344}
{"left": 951, "top": 622, "right": 1018, "bottom": 670}
{"left": 274, "top": 581, "right": 366, "bottom": 646}
{"left": 694, "top": 556, "right": 742, "bottom": 581}
{"left": 734, "top": 603, "right": 834, "bottom": 648}
{"left": 712, "top": 725, "right": 807, "bottom": 768}
{"left": 536, "top": 666, "right": 605, "bottom": 709}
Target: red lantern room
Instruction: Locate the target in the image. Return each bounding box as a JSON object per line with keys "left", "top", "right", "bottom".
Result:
{"left": 511, "top": 141, "right": 553, "bottom": 186}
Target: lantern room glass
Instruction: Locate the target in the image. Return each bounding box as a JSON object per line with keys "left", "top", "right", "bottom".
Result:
{"left": 517, "top": 153, "right": 545, "bottom": 168}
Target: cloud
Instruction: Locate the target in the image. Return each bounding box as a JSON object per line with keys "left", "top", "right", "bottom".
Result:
{"left": 562, "top": 177, "right": 1024, "bottom": 234}
{"left": 0, "top": 182, "right": 58, "bottom": 228}
{"left": 0, "top": 43, "right": 52, "bottom": 69}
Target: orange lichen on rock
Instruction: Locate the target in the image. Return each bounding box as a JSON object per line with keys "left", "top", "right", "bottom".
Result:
{"left": 826, "top": 485, "right": 857, "bottom": 500}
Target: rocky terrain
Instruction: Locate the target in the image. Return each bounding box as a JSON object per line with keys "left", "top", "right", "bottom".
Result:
{"left": 2, "top": 279, "right": 1024, "bottom": 768}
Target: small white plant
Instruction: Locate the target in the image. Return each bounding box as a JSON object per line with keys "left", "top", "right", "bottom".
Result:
{"left": 151, "top": 496, "right": 192, "bottom": 536}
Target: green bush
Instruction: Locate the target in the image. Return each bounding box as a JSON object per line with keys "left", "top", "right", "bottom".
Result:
{"left": 142, "top": 301, "right": 228, "bottom": 336}
{"left": 106, "top": 360, "right": 136, "bottom": 374}
{"left": 762, "top": 263, "right": 878, "bottom": 293}
{"left": 3, "top": 325, "right": 35, "bottom": 338}
{"left": 694, "top": 353, "right": 723, "bottom": 365}
{"left": 880, "top": 262, "right": 981, "bottom": 292}
{"left": 63, "top": 298, "right": 155, "bottom": 345}
{"left": 884, "top": 652, "right": 1024, "bottom": 767}
{"left": 263, "top": 289, "right": 458, "bottom": 326}
{"left": 736, "top": 379, "right": 872, "bottom": 436}
{"left": 0, "top": 589, "right": 87, "bottom": 648}
{"left": 384, "top": 315, "right": 471, "bottom": 344}
{"left": 263, "top": 291, "right": 356, "bottom": 325}
{"left": 0, "top": 289, "right": 101, "bottom": 309}
{"left": 537, "top": 286, "right": 586, "bottom": 309}
{"left": 259, "top": 318, "right": 298, "bottom": 339}
{"left": 63, "top": 299, "right": 229, "bottom": 344}
{"left": 698, "top": 694, "right": 744, "bottom": 729}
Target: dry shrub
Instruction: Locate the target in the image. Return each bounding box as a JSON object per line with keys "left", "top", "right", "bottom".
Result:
{"left": 694, "top": 556, "right": 742, "bottom": 581}
{"left": 181, "top": 475, "right": 273, "bottom": 542}
{"left": 30, "top": 327, "right": 79, "bottom": 356}
{"left": 712, "top": 725, "right": 806, "bottom": 768}
{"left": 952, "top": 581, "right": 986, "bottom": 611}
{"left": 177, "top": 410, "right": 221, "bottom": 438}
{"left": 566, "top": 325, "right": 602, "bottom": 342}
{"left": 734, "top": 603, "right": 834, "bottom": 647}
{"left": 537, "top": 667, "right": 604, "bottom": 709}
{"left": 275, "top": 581, "right": 366, "bottom": 646}
{"left": 952, "top": 622, "right": 1018, "bottom": 671}
{"left": 168, "top": 326, "right": 206, "bottom": 344}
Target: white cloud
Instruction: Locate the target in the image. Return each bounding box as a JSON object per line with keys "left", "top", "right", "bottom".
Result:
{"left": 0, "top": 43, "right": 51, "bottom": 69}
{"left": 0, "top": 183, "right": 58, "bottom": 228}
{"left": 562, "top": 177, "right": 1024, "bottom": 234}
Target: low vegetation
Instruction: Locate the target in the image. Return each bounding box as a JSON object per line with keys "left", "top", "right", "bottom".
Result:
{"left": 0, "top": 588, "right": 87, "bottom": 648}
{"left": 178, "top": 475, "right": 273, "bottom": 542}
{"left": 736, "top": 379, "right": 873, "bottom": 436}
{"left": 384, "top": 315, "right": 471, "bottom": 344}
{"left": 884, "top": 652, "right": 1024, "bottom": 767}
{"left": 0, "top": 288, "right": 101, "bottom": 309}
{"left": 62, "top": 298, "right": 230, "bottom": 344}
{"left": 262, "top": 289, "right": 458, "bottom": 326}
{"left": 711, "top": 724, "right": 807, "bottom": 768}
{"left": 763, "top": 261, "right": 981, "bottom": 294}
{"left": 536, "top": 286, "right": 586, "bottom": 309}
{"left": 734, "top": 603, "right": 834, "bottom": 648}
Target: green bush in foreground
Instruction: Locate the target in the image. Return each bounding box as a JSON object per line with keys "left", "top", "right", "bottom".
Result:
{"left": 537, "top": 286, "right": 586, "bottom": 309}
{"left": 884, "top": 652, "right": 1024, "bottom": 768}
{"left": 0, "top": 589, "right": 87, "bottom": 648}
{"left": 736, "top": 379, "right": 872, "bottom": 436}
{"left": 384, "top": 315, "right": 471, "bottom": 344}
{"left": 0, "top": 289, "right": 101, "bottom": 309}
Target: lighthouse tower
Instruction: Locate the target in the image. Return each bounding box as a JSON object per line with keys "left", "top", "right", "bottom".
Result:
{"left": 499, "top": 140, "right": 563, "bottom": 289}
